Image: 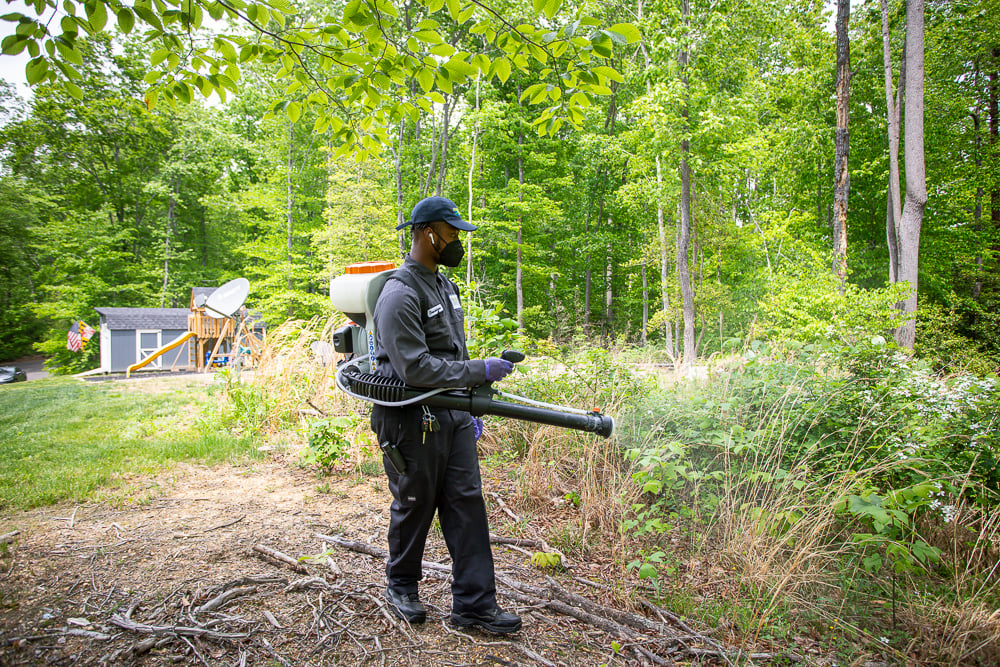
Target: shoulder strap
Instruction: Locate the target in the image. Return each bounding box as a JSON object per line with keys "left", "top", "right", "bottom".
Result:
{"left": 386, "top": 269, "right": 429, "bottom": 321}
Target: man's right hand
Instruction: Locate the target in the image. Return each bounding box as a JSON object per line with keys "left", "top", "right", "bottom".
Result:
{"left": 484, "top": 357, "right": 514, "bottom": 382}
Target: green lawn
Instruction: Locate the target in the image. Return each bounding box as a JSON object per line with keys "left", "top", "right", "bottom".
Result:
{"left": 0, "top": 377, "right": 258, "bottom": 511}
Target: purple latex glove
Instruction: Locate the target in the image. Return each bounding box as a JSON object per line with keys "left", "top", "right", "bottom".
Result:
{"left": 473, "top": 417, "right": 484, "bottom": 440}
{"left": 484, "top": 357, "right": 514, "bottom": 382}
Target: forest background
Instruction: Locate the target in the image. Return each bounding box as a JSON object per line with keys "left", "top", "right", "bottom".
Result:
{"left": 2, "top": 0, "right": 1000, "bottom": 661}
{"left": 0, "top": 0, "right": 997, "bottom": 372}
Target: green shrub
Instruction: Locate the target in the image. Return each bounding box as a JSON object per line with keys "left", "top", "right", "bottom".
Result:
{"left": 621, "top": 338, "right": 1000, "bottom": 588}
{"left": 301, "top": 415, "right": 358, "bottom": 473}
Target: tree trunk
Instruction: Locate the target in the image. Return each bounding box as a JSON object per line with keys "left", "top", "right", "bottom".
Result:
{"left": 972, "top": 106, "right": 983, "bottom": 300}
{"left": 657, "top": 156, "right": 674, "bottom": 353}
{"left": 833, "top": 0, "right": 850, "bottom": 291}
{"left": 421, "top": 111, "right": 438, "bottom": 197}
{"left": 467, "top": 75, "right": 480, "bottom": 284}
{"left": 641, "top": 228, "right": 649, "bottom": 347}
{"left": 678, "top": 165, "right": 695, "bottom": 367}
{"left": 161, "top": 175, "right": 176, "bottom": 308}
{"left": 286, "top": 122, "right": 295, "bottom": 301}
{"left": 584, "top": 206, "right": 592, "bottom": 335}
{"left": 604, "top": 237, "right": 613, "bottom": 341}
{"left": 436, "top": 95, "right": 452, "bottom": 196}
{"left": 894, "top": 0, "right": 927, "bottom": 349}
{"left": 990, "top": 48, "right": 1000, "bottom": 264}
{"left": 516, "top": 123, "right": 524, "bottom": 331}
{"left": 678, "top": 0, "right": 696, "bottom": 367}
{"left": 882, "top": 0, "right": 903, "bottom": 284}
{"left": 395, "top": 119, "right": 406, "bottom": 257}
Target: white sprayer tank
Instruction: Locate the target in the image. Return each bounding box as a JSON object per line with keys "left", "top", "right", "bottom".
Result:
{"left": 329, "top": 261, "right": 396, "bottom": 372}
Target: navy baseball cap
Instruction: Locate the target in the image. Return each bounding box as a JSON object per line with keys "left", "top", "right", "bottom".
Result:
{"left": 396, "top": 196, "right": 477, "bottom": 231}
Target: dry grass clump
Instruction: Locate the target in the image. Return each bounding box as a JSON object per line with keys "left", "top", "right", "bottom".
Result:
{"left": 479, "top": 362, "right": 645, "bottom": 556}
{"left": 242, "top": 316, "right": 347, "bottom": 434}
{"left": 897, "top": 502, "right": 1000, "bottom": 665}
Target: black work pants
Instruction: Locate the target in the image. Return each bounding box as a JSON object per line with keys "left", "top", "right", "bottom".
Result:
{"left": 370, "top": 404, "right": 497, "bottom": 613}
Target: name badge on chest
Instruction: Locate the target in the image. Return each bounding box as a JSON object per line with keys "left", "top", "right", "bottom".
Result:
{"left": 449, "top": 293, "right": 461, "bottom": 310}
{"left": 427, "top": 304, "right": 444, "bottom": 318}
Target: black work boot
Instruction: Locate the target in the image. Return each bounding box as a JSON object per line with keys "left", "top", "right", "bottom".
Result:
{"left": 450, "top": 606, "right": 522, "bottom": 634}
{"left": 385, "top": 587, "right": 427, "bottom": 624}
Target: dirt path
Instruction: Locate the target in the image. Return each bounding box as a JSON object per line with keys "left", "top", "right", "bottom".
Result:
{"left": 0, "top": 458, "right": 714, "bottom": 666}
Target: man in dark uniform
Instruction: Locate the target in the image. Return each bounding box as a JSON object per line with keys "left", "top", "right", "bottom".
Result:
{"left": 370, "top": 195, "right": 522, "bottom": 634}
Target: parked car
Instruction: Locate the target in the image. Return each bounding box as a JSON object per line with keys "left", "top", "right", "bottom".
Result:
{"left": 0, "top": 366, "right": 27, "bottom": 384}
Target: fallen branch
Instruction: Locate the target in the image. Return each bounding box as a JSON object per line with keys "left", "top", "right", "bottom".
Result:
{"left": 109, "top": 613, "right": 250, "bottom": 640}
{"left": 251, "top": 544, "right": 308, "bottom": 574}
{"left": 283, "top": 576, "right": 334, "bottom": 593}
{"left": 489, "top": 534, "right": 543, "bottom": 549}
{"left": 195, "top": 585, "right": 256, "bottom": 614}
{"left": 205, "top": 516, "right": 244, "bottom": 532}
{"left": 313, "top": 533, "right": 385, "bottom": 560}
{"left": 0, "top": 530, "right": 20, "bottom": 545}
{"left": 487, "top": 492, "right": 522, "bottom": 523}
{"left": 64, "top": 628, "right": 112, "bottom": 640}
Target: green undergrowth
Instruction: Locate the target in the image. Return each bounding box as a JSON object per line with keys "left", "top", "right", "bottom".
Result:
{"left": 0, "top": 377, "right": 261, "bottom": 511}
{"left": 621, "top": 338, "right": 1000, "bottom": 663}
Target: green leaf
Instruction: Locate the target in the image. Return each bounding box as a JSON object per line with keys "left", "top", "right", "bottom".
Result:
{"left": 493, "top": 57, "right": 510, "bottom": 83}
{"left": 150, "top": 48, "right": 170, "bottom": 66}
{"left": 413, "top": 30, "right": 443, "bottom": 44}
{"left": 63, "top": 80, "right": 82, "bottom": 99}
{"left": 592, "top": 36, "right": 613, "bottom": 57}
{"left": 445, "top": 0, "right": 460, "bottom": 21}
{"left": 343, "top": 0, "right": 362, "bottom": 20}
{"left": 216, "top": 38, "right": 237, "bottom": 62}
{"left": 1, "top": 35, "right": 27, "bottom": 56}
{"left": 593, "top": 65, "right": 623, "bottom": 84}
{"left": 641, "top": 480, "right": 663, "bottom": 494}
{"left": 373, "top": 0, "right": 398, "bottom": 17}
{"left": 287, "top": 101, "right": 301, "bottom": 122}
{"left": 25, "top": 56, "right": 48, "bottom": 84}
{"left": 609, "top": 23, "right": 641, "bottom": 43}
{"left": 430, "top": 43, "right": 455, "bottom": 57}
{"left": 417, "top": 66, "right": 434, "bottom": 92}
{"left": 911, "top": 541, "right": 942, "bottom": 565}
{"left": 54, "top": 38, "right": 83, "bottom": 65}
{"left": 116, "top": 8, "right": 134, "bottom": 33}
{"left": 60, "top": 15, "right": 79, "bottom": 36}
{"left": 85, "top": 1, "right": 107, "bottom": 32}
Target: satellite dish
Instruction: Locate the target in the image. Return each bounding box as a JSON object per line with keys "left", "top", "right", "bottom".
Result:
{"left": 204, "top": 278, "right": 249, "bottom": 319}
{"left": 194, "top": 293, "right": 208, "bottom": 308}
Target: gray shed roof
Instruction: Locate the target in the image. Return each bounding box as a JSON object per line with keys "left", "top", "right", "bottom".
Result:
{"left": 94, "top": 308, "right": 190, "bottom": 331}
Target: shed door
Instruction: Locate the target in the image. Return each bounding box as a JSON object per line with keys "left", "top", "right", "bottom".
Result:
{"left": 100, "top": 322, "right": 111, "bottom": 372}
{"left": 137, "top": 330, "right": 162, "bottom": 369}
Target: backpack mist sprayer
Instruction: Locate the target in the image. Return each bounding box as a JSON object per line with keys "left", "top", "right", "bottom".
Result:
{"left": 328, "top": 262, "right": 614, "bottom": 438}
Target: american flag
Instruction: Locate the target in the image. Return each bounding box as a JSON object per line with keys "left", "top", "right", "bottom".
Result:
{"left": 67, "top": 322, "right": 82, "bottom": 352}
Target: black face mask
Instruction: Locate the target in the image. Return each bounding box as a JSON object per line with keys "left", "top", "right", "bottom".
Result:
{"left": 431, "top": 232, "right": 465, "bottom": 267}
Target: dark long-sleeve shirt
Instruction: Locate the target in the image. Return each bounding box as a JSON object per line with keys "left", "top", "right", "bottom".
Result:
{"left": 372, "top": 256, "right": 487, "bottom": 389}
